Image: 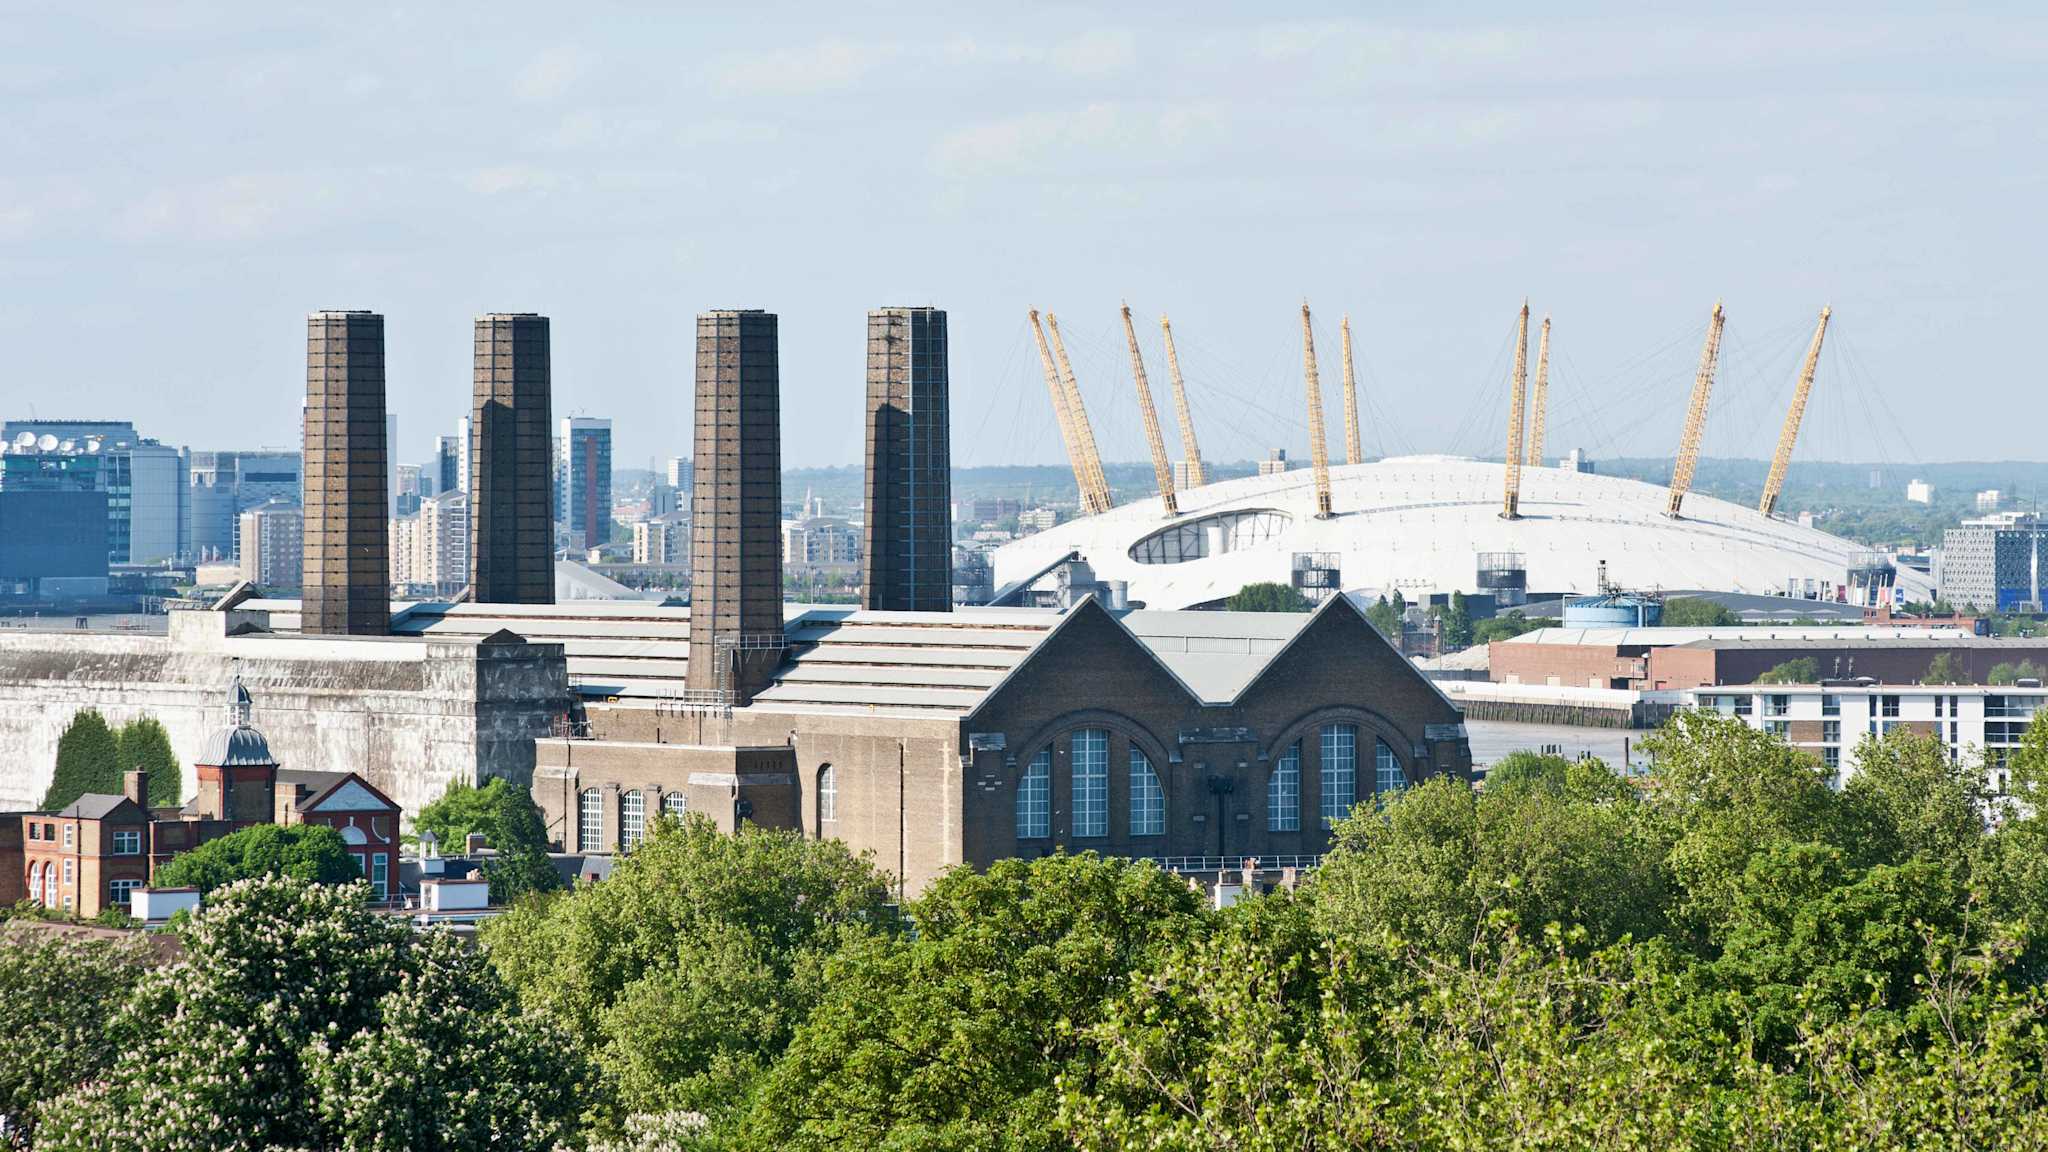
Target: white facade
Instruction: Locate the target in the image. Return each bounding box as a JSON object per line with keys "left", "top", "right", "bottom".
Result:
{"left": 1978, "top": 489, "right": 2003, "bottom": 512}
{"left": 1684, "top": 683, "right": 2044, "bottom": 790}
{"left": 633, "top": 516, "right": 687, "bottom": 565}
{"left": 1907, "top": 479, "right": 1933, "bottom": 505}
{"left": 994, "top": 457, "right": 1939, "bottom": 612}
{"left": 783, "top": 517, "right": 860, "bottom": 567}
{"left": 389, "top": 491, "right": 469, "bottom": 594}
{"left": 238, "top": 500, "right": 302, "bottom": 588}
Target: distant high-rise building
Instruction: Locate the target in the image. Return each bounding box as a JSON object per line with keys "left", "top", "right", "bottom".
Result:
{"left": 633, "top": 514, "right": 687, "bottom": 565}
{"left": 417, "top": 489, "right": 471, "bottom": 593}
{"left": 1564, "top": 448, "right": 1594, "bottom": 474}
{"left": 862, "top": 307, "right": 952, "bottom": 612}
{"left": 556, "top": 416, "right": 612, "bottom": 552}
{"left": 0, "top": 421, "right": 186, "bottom": 565}
{"left": 666, "top": 456, "right": 693, "bottom": 493}
{"left": 188, "top": 450, "right": 302, "bottom": 564}
{"left": 1942, "top": 512, "right": 2043, "bottom": 613}
{"left": 395, "top": 463, "right": 423, "bottom": 516}
{"left": 1173, "top": 459, "right": 1204, "bottom": 490}
{"left": 301, "top": 310, "right": 390, "bottom": 635}
{"left": 472, "top": 314, "right": 553, "bottom": 603}
{"left": 238, "top": 499, "right": 303, "bottom": 588}
{"left": 1977, "top": 489, "right": 2004, "bottom": 513}
{"left": 1018, "top": 507, "right": 1059, "bottom": 533}
{"left": 429, "top": 434, "right": 464, "bottom": 497}
{"left": 1907, "top": 479, "right": 1934, "bottom": 505}
{"left": 385, "top": 414, "right": 400, "bottom": 517}
{"left": 785, "top": 517, "right": 861, "bottom": 567}
{"left": 688, "top": 310, "right": 783, "bottom": 704}
{"left": 1260, "top": 449, "right": 1290, "bottom": 477}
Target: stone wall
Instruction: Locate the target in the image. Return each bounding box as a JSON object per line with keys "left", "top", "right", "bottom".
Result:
{"left": 0, "top": 610, "right": 572, "bottom": 817}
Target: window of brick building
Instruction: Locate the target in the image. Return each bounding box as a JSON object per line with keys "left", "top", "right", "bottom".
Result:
{"left": 1321, "top": 725, "right": 1358, "bottom": 828}
{"left": 1016, "top": 750, "right": 1051, "bottom": 839}
{"left": 818, "top": 765, "right": 838, "bottom": 825}
{"left": 577, "top": 788, "right": 602, "bottom": 854}
{"left": 1376, "top": 739, "right": 1404, "bottom": 795}
{"left": 113, "top": 829, "right": 141, "bottom": 855}
{"left": 1072, "top": 730, "right": 1108, "bottom": 838}
{"left": 620, "top": 791, "right": 646, "bottom": 852}
{"left": 109, "top": 878, "right": 141, "bottom": 908}
{"left": 662, "top": 792, "right": 687, "bottom": 820}
{"left": 1128, "top": 748, "right": 1164, "bottom": 837}
{"left": 1268, "top": 742, "right": 1301, "bottom": 832}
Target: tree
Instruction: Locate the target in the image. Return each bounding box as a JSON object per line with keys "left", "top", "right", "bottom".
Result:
{"left": 114, "top": 717, "right": 181, "bottom": 807}
{"left": 1989, "top": 658, "right": 2045, "bottom": 685}
{"left": 1661, "top": 597, "right": 1740, "bottom": 627}
{"left": 483, "top": 816, "right": 894, "bottom": 1138}
{"left": 744, "top": 853, "right": 1210, "bottom": 1151}
{"left": 0, "top": 930, "right": 155, "bottom": 1148}
{"left": 40, "top": 709, "right": 118, "bottom": 811}
{"left": 1439, "top": 590, "right": 1475, "bottom": 650}
{"left": 1223, "top": 581, "right": 1312, "bottom": 613}
{"left": 153, "top": 823, "right": 360, "bottom": 895}
{"left": 1920, "top": 651, "right": 1964, "bottom": 685}
{"left": 417, "top": 778, "right": 564, "bottom": 904}
{"left": 1473, "top": 610, "right": 1553, "bottom": 645}
{"left": 1755, "top": 657, "right": 1820, "bottom": 684}
{"left": 32, "top": 876, "right": 590, "bottom": 1152}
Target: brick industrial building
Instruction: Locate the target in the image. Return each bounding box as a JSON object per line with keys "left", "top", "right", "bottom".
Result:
{"left": 302, "top": 310, "right": 391, "bottom": 636}
{"left": 471, "top": 313, "right": 554, "bottom": 604}
{"left": 862, "top": 307, "right": 952, "bottom": 612}
{"left": 1487, "top": 625, "right": 2048, "bottom": 690}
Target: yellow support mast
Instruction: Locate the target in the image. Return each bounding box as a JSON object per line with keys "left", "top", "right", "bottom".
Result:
{"left": 1526, "top": 316, "right": 1551, "bottom": 467}
{"left": 1665, "top": 301, "right": 1727, "bottom": 519}
{"left": 1044, "top": 312, "right": 1114, "bottom": 515}
{"left": 1758, "top": 306, "right": 1832, "bottom": 519}
{"left": 1029, "top": 310, "right": 1097, "bottom": 512}
{"left": 1120, "top": 303, "right": 1179, "bottom": 517}
{"left": 1341, "top": 314, "right": 1363, "bottom": 466}
{"left": 1300, "top": 301, "right": 1334, "bottom": 519}
{"left": 1502, "top": 302, "right": 1530, "bottom": 519}
{"left": 1159, "top": 314, "right": 1205, "bottom": 488}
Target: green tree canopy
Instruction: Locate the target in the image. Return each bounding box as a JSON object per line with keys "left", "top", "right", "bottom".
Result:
{"left": 417, "top": 777, "right": 565, "bottom": 904}
{"left": 1920, "top": 650, "right": 1965, "bottom": 685}
{"left": 33, "top": 876, "right": 590, "bottom": 1152}
{"left": 41, "top": 709, "right": 118, "bottom": 811}
{"left": 0, "top": 930, "right": 155, "bottom": 1148}
{"left": 1755, "top": 656, "right": 1820, "bottom": 684}
{"left": 152, "top": 823, "right": 360, "bottom": 895}
{"left": 483, "top": 816, "right": 894, "bottom": 1139}
{"left": 1989, "top": 658, "right": 2046, "bottom": 685}
{"left": 1472, "top": 609, "right": 1553, "bottom": 644}
{"left": 1661, "top": 597, "right": 1741, "bottom": 627}
{"left": 113, "top": 717, "right": 181, "bottom": 807}
{"left": 1223, "top": 581, "right": 1313, "bottom": 612}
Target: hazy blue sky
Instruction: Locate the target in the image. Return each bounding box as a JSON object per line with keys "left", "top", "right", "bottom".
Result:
{"left": 2, "top": 3, "right": 2043, "bottom": 473}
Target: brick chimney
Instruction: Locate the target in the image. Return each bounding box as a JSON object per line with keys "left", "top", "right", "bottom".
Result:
{"left": 465, "top": 832, "right": 487, "bottom": 856}
{"left": 123, "top": 769, "right": 149, "bottom": 807}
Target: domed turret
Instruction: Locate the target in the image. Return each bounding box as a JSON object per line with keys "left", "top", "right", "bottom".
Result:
{"left": 194, "top": 674, "right": 278, "bottom": 823}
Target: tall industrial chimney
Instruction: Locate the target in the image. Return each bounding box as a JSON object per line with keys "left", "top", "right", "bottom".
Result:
{"left": 687, "top": 310, "right": 785, "bottom": 704}
{"left": 302, "top": 310, "right": 390, "bottom": 636}
{"left": 471, "top": 313, "right": 554, "bottom": 603}
{"left": 862, "top": 307, "right": 953, "bottom": 612}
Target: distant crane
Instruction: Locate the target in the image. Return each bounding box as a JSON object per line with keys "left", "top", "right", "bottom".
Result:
{"left": 1300, "top": 301, "right": 1334, "bottom": 519}
{"left": 1758, "top": 306, "right": 1832, "bottom": 519}
{"left": 1665, "top": 301, "right": 1727, "bottom": 519}
{"left": 1341, "top": 315, "right": 1363, "bottom": 466}
{"left": 1159, "top": 315, "right": 1206, "bottom": 488}
{"left": 1044, "top": 312, "right": 1114, "bottom": 515}
{"left": 1119, "top": 303, "right": 1179, "bottom": 517}
{"left": 1526, "top": 316, "right": 1551, "bottom": 467}
{"left": 1027, "top": 310, "right": 1101, "bottom": 514}
{"left": 1501, "top": 302, "right": 1530, "bottom": 519}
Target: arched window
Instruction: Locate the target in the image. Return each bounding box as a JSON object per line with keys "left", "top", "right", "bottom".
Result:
{"left": 620, "top": 791, "right": 646, "bottom": 851}
{"left": 577, "top": 788, "right": 602, "bottom": 853}
{"left": 1268, "top": 741, "right": 1301, "bottom": 832}
{"left": 26, "top": 863, "right": 39, "bottom": 908}
{"left": 1320, "top": 724, "right": 1357, "bottom": 828}
{"left": 43, "top": 863, "right": 57, "bottom": 908}
{"left": 1129, "top": 747, "right": 1164, "bottom": 837}
{"left": 817, "top": 764, "right": 838, "bottom": 826}
{"left": 1071, "top": 729, "right": 1109, "bottom": 838}
{"left": 662, "top": 792, "right": 687, "bottom": 820}
{"left": 1016, "top": 750, "right": 1051, "bottom": 839}
{"left": 1376, "top": 739, "right": 1405, "bottom": 795}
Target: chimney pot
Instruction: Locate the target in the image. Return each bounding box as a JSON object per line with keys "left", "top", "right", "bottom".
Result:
{"left": 465, "top": 832, "right": 487, "bottom": 855}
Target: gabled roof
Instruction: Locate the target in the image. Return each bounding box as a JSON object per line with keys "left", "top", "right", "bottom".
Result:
{"left": 52, "top": 793, "right": 142, "bottom": 821}
{"left": 295, "top": 771, "right": 399, "bottom": 814}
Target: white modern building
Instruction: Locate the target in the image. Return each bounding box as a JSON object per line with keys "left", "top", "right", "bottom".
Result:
{"left": 993, "top": 457, "right": 1938, "bottom": 611}
{"left": 1684, "top": 681, "right": 2043, "bottom": 789}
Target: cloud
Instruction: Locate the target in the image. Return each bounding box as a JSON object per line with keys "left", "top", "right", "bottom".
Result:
{"left": 466, "top": 166, "right": 561, "bottom": 196}
{"left": 516, "top": 46, "right": 593, "bottom": 103}
{"left": 110, "top": 173, "right": 327, "bottom": 242}
{"left": 1050, "top": 29, "right": 1137, "bottom": 77}
{"left": 931, "top": 102, "right": 1228, "bottom": 181}
{"left": 707, "top": 38, "right": 899, "bottom": 97}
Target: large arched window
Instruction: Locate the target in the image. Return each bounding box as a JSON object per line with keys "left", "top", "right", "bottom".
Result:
{"left": 1268, "top": 741, "right": 1301, "bottom": 832}
{"left": 1071, "top": 729, "right": 1109, "bottom": 838}
{"left": 620, "top": 791, "right": 646, "bottom": 852}
{"left": 43, "top": 863, "right": 56, "bottom": 908}
{"left": 662, "top": 792, "right": 687, "bottom": 820}
{"left": 1129, "top": 747, "right": 1164, "bottom": 837}
{"left": 1016, "top": 750, "right": 1051, "bottom": 839}
{"left": 1320, "top": 724, "right": 1358, "bottom": 828}
{"left": 817, "top": 764, "right": 838, "bottom": 827}
{"left": 1376, "top": 739, "right": 1405, "bottom": 795}
{"left": 577, "top": 788, "right": 602, "bottom": 853}
{"left": 26, "top": 862, "right": 39, "bottom": 908}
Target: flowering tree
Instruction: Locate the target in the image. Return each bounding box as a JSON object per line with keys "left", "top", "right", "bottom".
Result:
{"left": 0, "top": 930, "right": 154, "bottom": 1149}
{"left": 32, "top": 876, "right": 589, "bottom": 1152}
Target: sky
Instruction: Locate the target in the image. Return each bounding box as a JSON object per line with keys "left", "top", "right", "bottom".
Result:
{"left": 1, "top": 2, "right": 2044, "bottom": 474}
